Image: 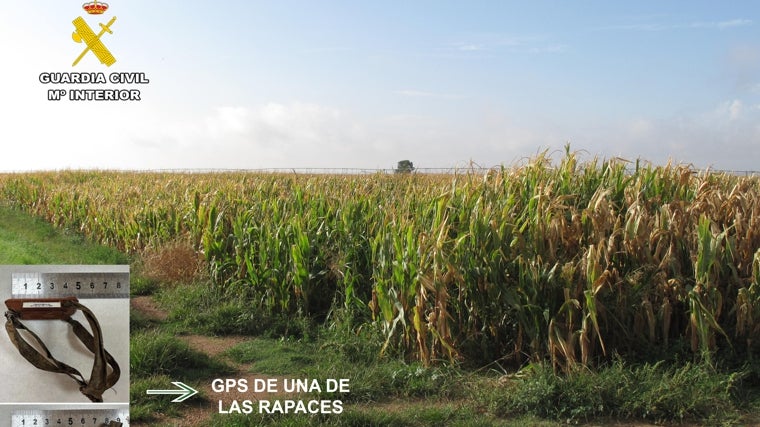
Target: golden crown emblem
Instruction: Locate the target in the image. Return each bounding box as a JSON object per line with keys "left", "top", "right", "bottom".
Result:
{"left": 82, "top": 0, "right": 109, "bottom": 15}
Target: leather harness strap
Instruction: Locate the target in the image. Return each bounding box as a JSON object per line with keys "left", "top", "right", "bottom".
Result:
{"left": 4, "top": 297, "right": 120, "bottom": 402}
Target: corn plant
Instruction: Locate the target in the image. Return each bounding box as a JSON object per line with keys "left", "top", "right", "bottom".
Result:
{"left": 1, "top": 152, "right": 759, "bottom": 370}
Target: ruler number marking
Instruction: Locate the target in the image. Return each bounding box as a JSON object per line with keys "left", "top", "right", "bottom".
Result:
{"left": 12, "top": 410, "right": 129, "bottom": 426}
{"left": 11, "top": 271, "right": 129, "bottom": 299}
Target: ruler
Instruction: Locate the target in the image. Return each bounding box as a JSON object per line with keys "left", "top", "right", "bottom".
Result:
{"left": 11, "top": 272, "right": 129, "bottom": 299}
{"left": 11, "top": 409, "right": 129, "bottom": 426}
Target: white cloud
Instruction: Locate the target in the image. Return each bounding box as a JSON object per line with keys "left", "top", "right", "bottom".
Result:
{"left": 729, "top": 45, "right": 760, "bottom": 69}
{"left": 119, "top": 102, "right": 569, "bottom": 170}
{"left": 452, "top": 42, "right": 486, "bottom": 52}
{"left": 5, "top": 94, "right": 759, "bottom": 172}
{"left": 158, "top": 103, "right": 348, "bottom": 149}
{"left": 524, "top": 44, "right": 568, "bottom": 54}
{"left": 691, "top": 19, "right": 753, "bottom": 29}
{"left": 302, "top": 47, "right": 354, "bottom": 54}
{"left": 707, "top": 99, "right": 747, "bottom": 122}
{"left": 600, "top": 19, "right": 753, "bottom": 32}
{"left": 206, "top": 107, "right": 250, "bottom": 136}
{"left": 393, "top": 90, "right": 462, "bottom": 99}
{"left": 728, "top": 100, "right": 743, "bottom": 120}
{"left": 627, "top": 118, "right": 654, "bottom": 137}
{"left": 112, "top": 96, "right": 760, "bottom": 172}
{"left": 123, "top": 103, "right": 380, "bottom": 169}
{"left": 446, "top": 35, "right": 565, "bottom": 56}
{"left": 603, "top": 100, "right": 760, "bottom": 170}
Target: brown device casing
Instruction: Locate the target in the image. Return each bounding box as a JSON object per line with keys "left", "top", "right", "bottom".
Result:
{"left": 4, "top": 297, "right": 78, "bottom": 320}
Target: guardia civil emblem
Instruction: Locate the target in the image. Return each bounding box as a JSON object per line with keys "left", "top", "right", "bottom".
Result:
{"left": 72, "top": 1, "right": 117, "bottom": 67}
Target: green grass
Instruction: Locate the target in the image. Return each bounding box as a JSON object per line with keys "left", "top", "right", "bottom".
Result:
{"left": 217, "top": 326, "right": 760, "bottom": 426}
{"left": 130, "top": 306, "right": 161, "bottom": 331}
{"left": 129, "top": 331, "right": 235, "bottom": 423}
{"left": 482, "top": 359, "right": 748, "bottom": 425}
{"left": 223, "top": 337, "right": 462, "bottom": 403}
{"left": 154, "top": 283, "right": 317, "bottom": 338}
{"left": 129, "top": 275, "right": 161, "bottom": 296}
{"left": 205, "top": 403, "right": 558, "bottom": 427}
{"left": 0, "top": 205, "right": 127, "bottom": 264}
{"left": 130, "top": 375, "right": 189, "bottom": 423}
{"left": 130, "top": 330, "right": 234, "bottom": 379}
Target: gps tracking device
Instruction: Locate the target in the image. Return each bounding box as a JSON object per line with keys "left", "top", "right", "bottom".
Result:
{"left": 4, "top": 297, "right": 120, "bottom": 402}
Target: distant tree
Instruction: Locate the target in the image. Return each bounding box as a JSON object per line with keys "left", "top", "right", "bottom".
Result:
{"left": 395, "top": 160, "right": 414, "bottom": 174}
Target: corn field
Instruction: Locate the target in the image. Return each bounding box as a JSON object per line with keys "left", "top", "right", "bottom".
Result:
{"left": 1, "top": 151, "right": 759, "bottom": 370}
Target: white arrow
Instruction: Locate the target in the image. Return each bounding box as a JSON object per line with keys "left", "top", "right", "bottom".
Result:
{"left": 146, "top": 381, "right": 198, "bottom": 403}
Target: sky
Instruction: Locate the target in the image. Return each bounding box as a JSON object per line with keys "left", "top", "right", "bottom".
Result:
{"left": 0, "top": 1, "right": 759, "bottom": 171}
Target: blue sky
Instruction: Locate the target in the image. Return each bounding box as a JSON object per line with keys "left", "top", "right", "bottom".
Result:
{"left": 0, "top": 1, "right": 758, "bottom": 170}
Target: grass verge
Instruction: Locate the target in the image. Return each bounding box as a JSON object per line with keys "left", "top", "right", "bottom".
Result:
{"left": 130, "top": 330, "right": 235, "bottom": 423}
{"left": 483, "top": 359, "right": 748, "bottom": 425}
{"left": 223, "top": 337, "right": 462, "bottom": 403}
{"left": 0, "top": 205, "right": 127, "bottom": 264}
{"left": 142, "top": 274, "right": 760, "bottom": 426}
{"left": 205, "top": 402, "right": 557, "bottom": 427}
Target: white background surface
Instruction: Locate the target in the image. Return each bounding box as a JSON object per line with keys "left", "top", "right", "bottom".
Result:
{"left": 0, "top": 266, "right": 129, "bottom": 404}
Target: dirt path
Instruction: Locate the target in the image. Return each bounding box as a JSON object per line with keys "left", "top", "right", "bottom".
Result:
{"left": 130, "top": 295, "right": 168, "bottom": 321}
{"left": 131, "top": 296, "right": 292, "bottom": 426}
{"left": 178, "top": 334, "right": 295, "bottom": 427}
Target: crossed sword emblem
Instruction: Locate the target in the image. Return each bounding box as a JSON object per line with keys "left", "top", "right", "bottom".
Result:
{"left": 72, "top": 16, "right": 117, "bottom": 67}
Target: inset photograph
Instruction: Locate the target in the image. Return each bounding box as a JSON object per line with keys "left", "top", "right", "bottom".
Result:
{"left": 0, "top": 266, "right": 129, "bottom": 404}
